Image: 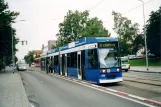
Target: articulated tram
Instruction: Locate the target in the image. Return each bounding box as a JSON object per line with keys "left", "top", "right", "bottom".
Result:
{"left": 40, "top": 37, "right": 123, "bottom": 84}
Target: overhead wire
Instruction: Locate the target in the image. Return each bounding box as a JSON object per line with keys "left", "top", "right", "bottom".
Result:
{"left": 88, "top": 0, "right": 154, "bottom": 14}
{"left": 122, "top": 0, "right": 154, "bottom": 15}
{"left": 88, "top": 0, "right": 105, "bottom": 11}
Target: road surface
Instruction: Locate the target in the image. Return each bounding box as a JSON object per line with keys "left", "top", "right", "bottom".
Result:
{"left": 20, "top": 70, "right": 155, "bottom": 107}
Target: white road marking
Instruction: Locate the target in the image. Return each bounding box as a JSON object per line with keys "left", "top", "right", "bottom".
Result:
{"left": 129, "top": 94, "right": 145, "bottom": 101}
{"left": 53, "top": 74, "right": 155, "bottom": 107}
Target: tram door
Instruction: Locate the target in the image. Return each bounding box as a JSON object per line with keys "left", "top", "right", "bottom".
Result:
{"left": 81, "top": 51, "right": 85, "bottom": 80}
{"left": 77, "top": 51, "right": 82, "bottom": 80}
{"left": 65, "top": 54, "right": 67, "bottom": 76}
{"left": 60, "top": 55, "right": 62, "bottom": 75}
{"left": 62, "top": 54, "right": 66, "bottom": 76}
{"left": 52, "top": 56, "right": 54, "bottom": 73}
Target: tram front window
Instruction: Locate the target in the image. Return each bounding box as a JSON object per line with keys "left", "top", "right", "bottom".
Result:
{"left": 99, "top": 48, "right": 120, "bottom": 68}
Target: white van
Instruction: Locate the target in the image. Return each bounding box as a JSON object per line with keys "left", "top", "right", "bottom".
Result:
{"left": 121, "top": 57, "right": 130, "bottom": 72}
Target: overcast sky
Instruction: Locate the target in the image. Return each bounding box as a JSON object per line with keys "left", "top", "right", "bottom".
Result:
{"left": 5, "top": 0, "right": 161, "bottom": 59}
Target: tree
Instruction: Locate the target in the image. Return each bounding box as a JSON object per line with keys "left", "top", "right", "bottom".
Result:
{"left": 56, "top": 10, "right": 110, "bottom": 47}
{"left": 51, "top": 44, "right": 57, "bottom": 49}
{"left": 112, "top": 11, "right": 144, "bottom": 56}
{"left": 146, "top": 6, "right": 161, "bottom": 57}
{"left": 15, "top": 56, "right": 18, "bottom": 63}
{"left": 132, "top": 34, "right": 144, "bottom": 54}
{"left": 24, "top": 51, "right": 34, "bottom": 64}
{"left": 0, "top": 1, "right": 19, "bottom": 70}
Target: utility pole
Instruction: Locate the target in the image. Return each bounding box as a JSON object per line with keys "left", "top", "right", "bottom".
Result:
{"left": 138, "top": 0, "right": 149, "bottom": 71}
{"left": 11, "top": 28, "right": 14, "bottom": 73}
{"left": 11, "top": 20, "right": 25, "bottom": 73}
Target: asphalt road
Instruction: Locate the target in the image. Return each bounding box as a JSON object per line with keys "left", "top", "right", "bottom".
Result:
{"left": 20, "top": 70, "right": 152, "bottom": 107}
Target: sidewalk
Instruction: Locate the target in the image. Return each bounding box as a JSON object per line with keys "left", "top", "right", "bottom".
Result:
{"left": 130, "top": 66, "right": 161, "bottom": 73}
{"left": 0, "top": 67, "right": 30, "bottom": 107}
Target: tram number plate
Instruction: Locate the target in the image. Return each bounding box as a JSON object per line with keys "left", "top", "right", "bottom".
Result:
{"left": 107, "top": 74, "right": 116, "bottom": 78}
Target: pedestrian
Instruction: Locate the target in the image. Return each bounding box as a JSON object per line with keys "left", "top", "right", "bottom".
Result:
{"left": 49, "top": 64, "right": 52, "bottom": 73}
{"left": 13, "top": 64, "right": 15, "bottom": 74}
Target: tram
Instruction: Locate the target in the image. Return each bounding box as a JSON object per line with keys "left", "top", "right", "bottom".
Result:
{"left": 40, "top": 37, "right": 123, "bottom": 84}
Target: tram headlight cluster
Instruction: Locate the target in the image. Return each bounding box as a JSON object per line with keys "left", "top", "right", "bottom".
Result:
{"left": 100, "top": 69, "right": 106, "bottom": 73}
{"left": 117, "top": 68, "right": 121, "bottom": 72}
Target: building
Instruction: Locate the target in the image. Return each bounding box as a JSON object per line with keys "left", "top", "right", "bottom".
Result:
{"left": 34, "top": 50, "right": 42, "bottom": 57}
{"left": 42, "top": 40, "right": 56, "bottom": 52}
{"left": 41, "top": 40, "right": 56, "bottom": 57}
{"left": 48, "top": 40, "right": 56, "bottom": 50}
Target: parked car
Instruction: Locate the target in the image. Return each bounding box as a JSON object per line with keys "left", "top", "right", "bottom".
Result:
{"left": 121, "top": 57, "right": 130, "bottom": 72}
{"left": 148, "top": 53, "right": 156, "bottom": 58}
{"left": 139, "top": 55, "right": 146, "bottom": 59}
{"left": 128, "top": 55, "right": 136, "bottom": 60}
{"left": 128, "top": 55, "right": 141, "bottom": 60}
{"left": 17, "top": 63, "right": 27, "bottom": 71}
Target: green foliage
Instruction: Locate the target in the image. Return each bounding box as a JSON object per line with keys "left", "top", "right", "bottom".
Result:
{"left": 132, "top": 34, "right": 144, "bottom": 54}
{"left": 24, "top": 51, "right": 34, "bottom": 64}
{"left": 129, "top": 58, "right": 161, "bottom": 66}
{"left": 51, "top": 44, "right": 57, "bottom": 49}
{"left": 146, "top": 6, "right": 161, "bottom": 57}
{"left": 112, "top": 11, "right": 144, "bottom": 56}
{"left": 0, "top": 1, "right": 19, "bottom": 70}
{"left": 15, "top": 56, "right": 18, "bottom": 63}
{"left": 56, "top": 10, "right": 110, "bottom": 47}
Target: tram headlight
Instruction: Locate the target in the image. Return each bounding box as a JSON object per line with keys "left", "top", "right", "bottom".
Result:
{"left": 100, "top": 69, "right": 106, "bottom": 73}
{"left": 117, "top": 68, "right": 121, "bottom": 72}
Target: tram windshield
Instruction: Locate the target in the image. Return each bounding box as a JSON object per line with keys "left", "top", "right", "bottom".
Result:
{"left": 98, "top": 48, "right": 120, "bottom": 68}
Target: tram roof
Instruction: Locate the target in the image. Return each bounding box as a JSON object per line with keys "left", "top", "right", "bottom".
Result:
{"left": 47, "top": 37, "right": 118, "bottom": 54}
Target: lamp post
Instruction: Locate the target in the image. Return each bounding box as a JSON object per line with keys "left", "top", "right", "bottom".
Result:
{"left": 138, "top": 0, "right": 149, "bottom": 71}
{"left": 11, "top": 20, "right": 25, "bottom": 73}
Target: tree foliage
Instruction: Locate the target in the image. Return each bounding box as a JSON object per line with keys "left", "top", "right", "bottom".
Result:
{"left": 112, "top": 11, "right": 144, "bottom": 56}
{"left": 24, "top": 51, "right": 34, "bottom": 64}
{"left": 0, "top": 1, "right": 19, "bottom": 70}
{"left": 55, "top": 10, "right": 110, "bottom": 47}
{"left": 146, "top": 6, "right": 161, "bottom": 57}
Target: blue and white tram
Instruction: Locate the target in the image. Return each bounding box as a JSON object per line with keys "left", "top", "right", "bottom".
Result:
{"left": 40, "top": 37, "right": 123, "bottom": 84}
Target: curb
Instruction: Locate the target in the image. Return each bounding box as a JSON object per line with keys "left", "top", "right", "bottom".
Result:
{"left": 18, "top": 72, "right": 30, "bottom": 107}
{"left": 129, "top": 70, "right": 161, "bottom": 74}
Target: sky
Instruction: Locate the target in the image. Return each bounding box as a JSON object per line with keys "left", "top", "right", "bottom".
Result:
{"left": 5, "top": 0, "right": 161, "bottom": 59}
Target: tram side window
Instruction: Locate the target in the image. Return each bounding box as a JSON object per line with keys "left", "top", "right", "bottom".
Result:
{"left": 67, "top": 54, "right": 71, "bottom": 67}
{"left": 67, "top": 52, "right": 77, "bottom": 68}
{"left": 54, "top": 56, "right": 59, "bottom": 66}
{"left": 88, "top": 49, "right": 98, "bottom": 68}
{"left": 73, "top": 52, "right": 77, "bottom": 68}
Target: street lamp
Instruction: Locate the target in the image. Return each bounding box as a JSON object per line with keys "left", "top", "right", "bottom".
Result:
{"left": 11, "top": 20, "right": 25, "bottom": 73}
{"left": 138, "top": 0, "right": 148, "bottom": 71}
